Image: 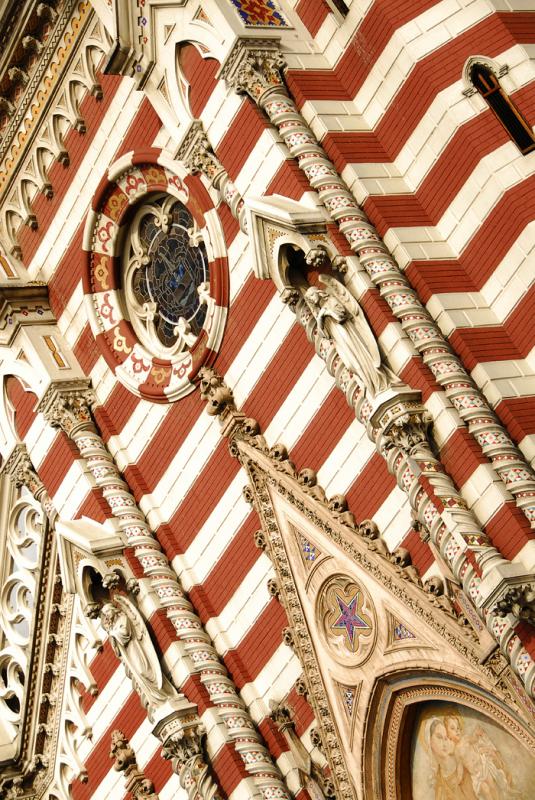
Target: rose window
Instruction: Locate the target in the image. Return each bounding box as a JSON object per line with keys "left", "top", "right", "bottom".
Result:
{"left": 124, "top": 195, "right": 209, "bottom": 358}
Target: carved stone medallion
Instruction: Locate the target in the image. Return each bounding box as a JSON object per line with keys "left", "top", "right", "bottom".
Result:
{"left": 318, "top": 575, "right": 376, "bottom": 665}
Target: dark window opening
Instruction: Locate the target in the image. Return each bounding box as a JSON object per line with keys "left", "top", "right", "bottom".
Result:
{"left": 328, "top": 0, "right": 349, "bottom": 18}
{"left": 470, "top": 63, "right": 535, "bottom": 155}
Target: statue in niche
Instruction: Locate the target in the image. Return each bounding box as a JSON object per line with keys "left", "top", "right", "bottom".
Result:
{"left": 100, "top": 596, "right": 170, "bottom": 719}
{"left": 304, "top": 275, "right": 400, "bottom": 399}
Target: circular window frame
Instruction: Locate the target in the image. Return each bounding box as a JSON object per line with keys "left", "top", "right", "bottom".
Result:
{"left": 83, "top": 148, "right": 229, "bottom": 403}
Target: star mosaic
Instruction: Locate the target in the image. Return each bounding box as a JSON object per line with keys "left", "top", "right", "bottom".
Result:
{"left": 331, "top": 591, "right": 370, "bottom": 649}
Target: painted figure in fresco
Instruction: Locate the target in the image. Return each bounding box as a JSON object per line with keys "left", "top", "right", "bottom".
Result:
{"left": 423, "top": 712, "right": 525, "bottom": 800}
{"left": 304, "top": 276, "right": 400, "bottom": 399}
{"left": 427, "top": 718, "right": 476, "bottom": 800}
{"left": 444, "top": 712, "right": 522, "bottom": 800}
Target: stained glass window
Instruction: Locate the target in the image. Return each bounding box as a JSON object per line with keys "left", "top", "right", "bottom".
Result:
{"left": 125, "top": 196, "right": 209, "bottom": 354}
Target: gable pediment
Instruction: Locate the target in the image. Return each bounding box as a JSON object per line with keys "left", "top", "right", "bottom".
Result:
{"left": 233, "top": 436, "right": 528, "bottom": 798}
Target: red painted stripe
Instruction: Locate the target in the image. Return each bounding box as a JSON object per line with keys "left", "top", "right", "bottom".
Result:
{"left": 401, "top": 528, "right": 434, "bottom": 574}
{"left": 116, "top": 99, "right": 163, "bottom": 159}
{"left": 515, "top": 621, "right": 535, "bottom": 661}
{"left": 399, "top": 357, "right": 442, "bottom": 403}
{"left": 448, "top": 286, "right": 535, "bottom": 370}
{"left": 178, "top": 44, "right": 219, "bottom": 119}
{"left": 223, "top": 599, "right": 289, "bottom": 689}
{"left": 258, "top": 716, "right": 290, "bottom": 759}
{"left": 81, "top": 641, "right": 117, "bottom": 713}
{"left": 211, "top": 743, "right": 246, "bottom": 798}
{"left": 295, "top": 0, "right": 331, "bottom": 37}
{"left": 121, "top": 747, "right": 174, "bottom": 798}
{"left": 73, "top": 323, "right": 101, "bottom": 376}
{"left": 315, "top": 14, "right": 535, "bottom": 167}
{"left": 345, "top": 452, "right": 396, "bottom": 520}
{"left": 267, "top": 158, "right": 313, "bottom": 199}
{"left": 407, "top": 171, "right": 535, "bottom": 294}
{"left": 287, "top": 0, "right": 438, "bottom": 105}
{"left": 439, "top": 427, "right": 489, "bottom": 486}
{"left": 6, "top": 377, "right": 37, "bottom": 439}
{"left": 217, "top": 101, "right": 271, "bottom": 181}
{"left": 287, "top": 686, "right": 316, "bottom": 736}
{"left": 361, "top": 83, "right": 535, "bottom": 239}
{"left": 75, "top": 487, "right": 109, "bottom": 524}
{"left": 38, "top": 431, "right": 82, "bottom": 497}
{"left": 93, "top": 382, "right": 144, "bottom": 439}
{"left": 71, "top": 690, "right": 146, "bottom": 800}
{"left": 484, "top": 502, "right": 534, "bottom": 559}
{"left": 189, "top": 511, "right": 260, "bottom": 621}
{"left": 495, "top": 396, "right": 535, "bottom": 445}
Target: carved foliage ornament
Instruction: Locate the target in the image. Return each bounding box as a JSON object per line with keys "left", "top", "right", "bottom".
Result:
{"left": 84, "top": 149, "right": 229, "bottom": 403}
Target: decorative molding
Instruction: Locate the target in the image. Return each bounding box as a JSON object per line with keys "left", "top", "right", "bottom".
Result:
{"left": 154, "top": 712, "right": 223, "bottom": 800}
{"left": 176, "top": 121, "right": 246, "bottom": 230}
{"left": 0, "top": 7, "right": 110, "bottom": 253}
{"left": 495, "top": 584, "right": 535, "bottom": 627}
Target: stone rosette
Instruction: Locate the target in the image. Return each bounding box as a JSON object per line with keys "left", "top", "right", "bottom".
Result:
{"left": 83, "top": 148, "right": 229, "bottom": 402}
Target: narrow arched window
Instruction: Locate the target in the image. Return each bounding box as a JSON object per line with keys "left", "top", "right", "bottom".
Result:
{"left": 470, "top": 63, "right": 535, "bottom": 154}
{"left": 326, "top": 0, "right": 349, "bottom": 18}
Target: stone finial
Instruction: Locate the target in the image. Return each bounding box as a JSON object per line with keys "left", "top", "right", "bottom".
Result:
{"left": 110, "top": 730, "right": 136, "bottom": 771}
{"left": 495, "top": 584, "right": 535, "bottom": 626}
{"left": 198, "top": 368, "right": 235, "bottom": 417}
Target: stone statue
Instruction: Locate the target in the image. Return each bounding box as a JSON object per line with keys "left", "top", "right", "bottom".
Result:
{"left": 304, "top": 275, "right": 399, "bottom": 398}
{"left": 100, "top": 597, "right": 169, "bottom": 719}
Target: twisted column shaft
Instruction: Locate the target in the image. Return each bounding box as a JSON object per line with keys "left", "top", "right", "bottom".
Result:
{"left": 220, "top": 46, "right": 535, "bottom": 529}
{"left": 38, "top": 384, "right": 290, "bottom": 800}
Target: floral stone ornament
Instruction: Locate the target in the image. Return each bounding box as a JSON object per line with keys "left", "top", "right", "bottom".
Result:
{"left": 83, "top": 148, "right": 229, "bottom": 402}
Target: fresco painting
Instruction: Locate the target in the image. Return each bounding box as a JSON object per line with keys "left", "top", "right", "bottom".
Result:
{"left": 411, "top": 702, "right": 535, "bottom": 800}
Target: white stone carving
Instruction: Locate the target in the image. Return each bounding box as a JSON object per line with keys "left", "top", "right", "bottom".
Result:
{"left": 304, "top": 275, "right": 399, "bottom": 399}
{"left": 0, "top": 483, "right": 45, "bottom": 762}
{"left": 99, "top": 596, "right": 170, "bottom": 720}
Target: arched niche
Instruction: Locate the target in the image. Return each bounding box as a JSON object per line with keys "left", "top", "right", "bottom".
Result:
{"left": 0, "top": 362, "right": 43, "bottom": 457}
{"left": 176, "top": 41, "right": 220, "bottom": 120}
{"left": 363, "top": 671, "right": 535, "bottom": 799}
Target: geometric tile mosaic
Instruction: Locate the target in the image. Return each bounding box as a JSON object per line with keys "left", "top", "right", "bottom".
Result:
{"left": 229, "top": 0, "right": 288, "bottom": 27}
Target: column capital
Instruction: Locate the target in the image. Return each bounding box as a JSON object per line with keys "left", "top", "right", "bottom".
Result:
{"left": 221, "top": 38, "right": 286, "bottom": 103}
{"left": 176, "top": 121, "right": 227, "bottom": 187}
{"left": 37, "top": 380, "right": 95, "bottom": 437}
{"left": 154, "top": 705, "right": 223, "bottom": 799}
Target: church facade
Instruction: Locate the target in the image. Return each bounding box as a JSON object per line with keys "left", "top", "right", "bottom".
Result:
{"left": 1, "top": 1, "right": 535, "bottom": 798}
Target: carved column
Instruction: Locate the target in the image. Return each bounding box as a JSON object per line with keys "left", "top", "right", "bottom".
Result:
{"left": 2, "top": 443, "right": 57, "bottom": 525}
{"left": 177, "top": 121, "right": 247, "bottom": 231}
{"left": 199, "top": 368, "right": 535, "bottom": 697}
{"left": 37, "top": 381, "right": 290, "bottom": 800}
{"left": 155, "top": 713, "right": 224, "bottom": 800}
{"left": 219, "top": 41, "right": 535, "bottom": 530}
{"left": 110, "top": 730, "right": 160, "bottom": 799}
